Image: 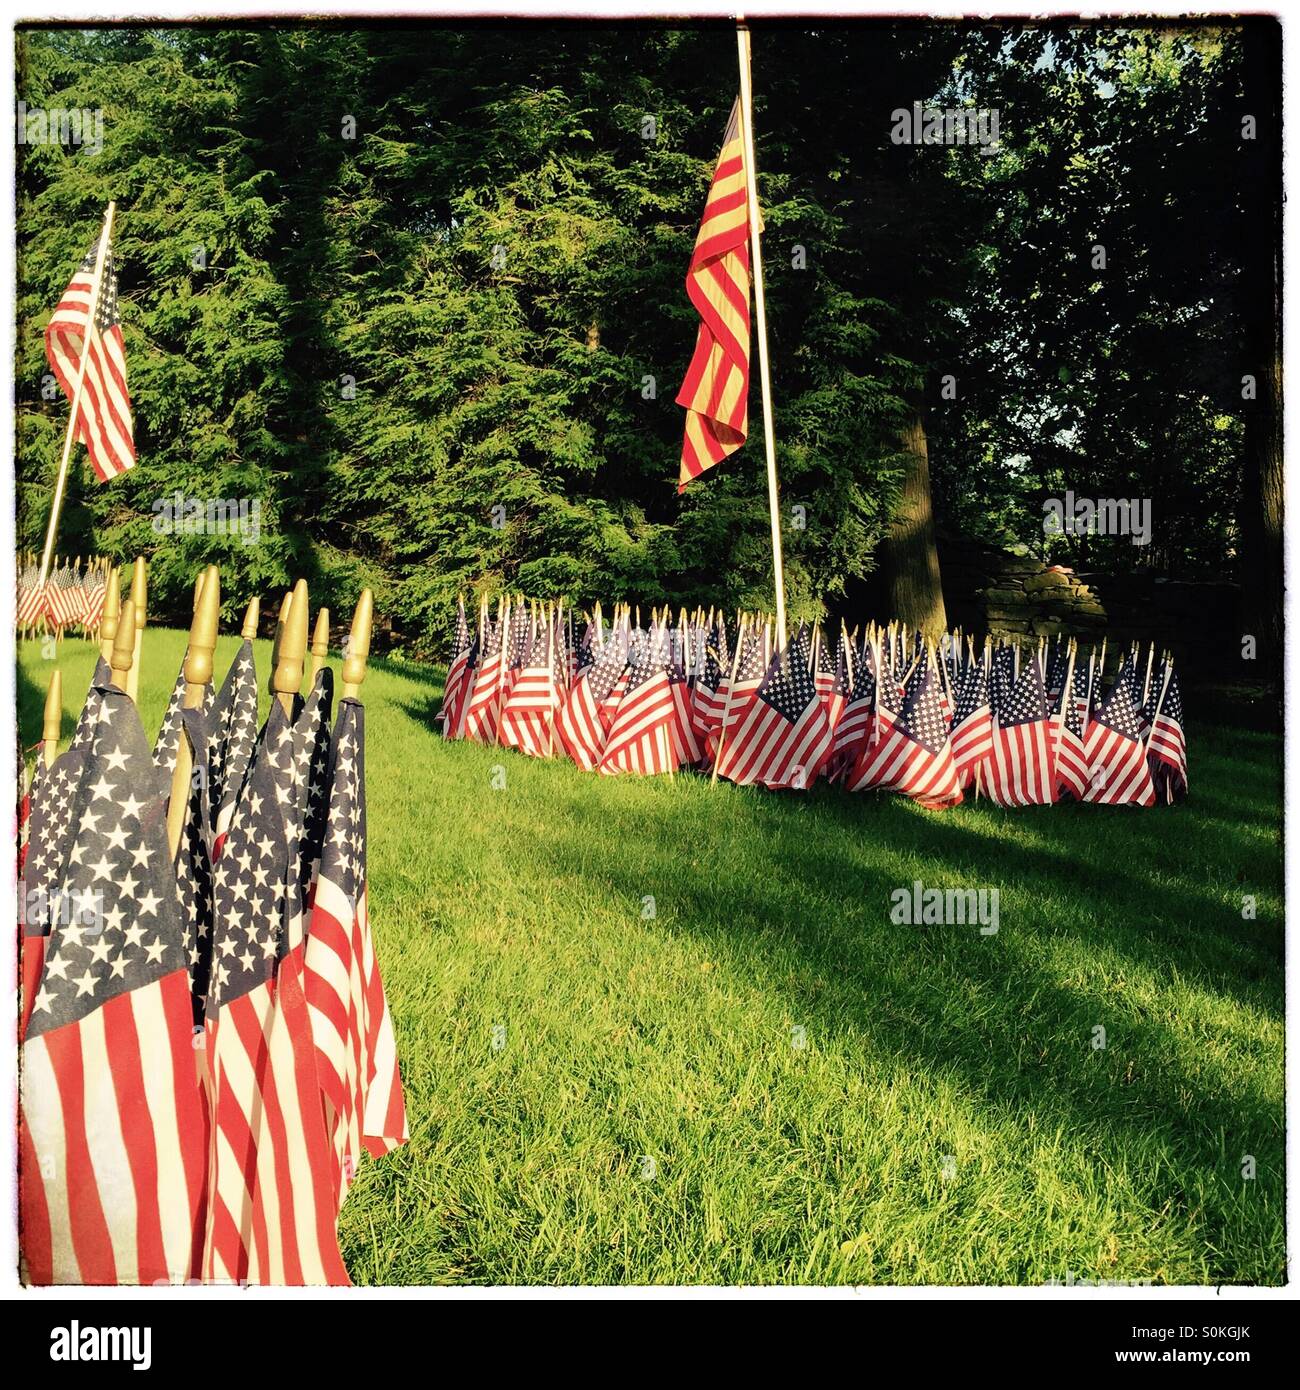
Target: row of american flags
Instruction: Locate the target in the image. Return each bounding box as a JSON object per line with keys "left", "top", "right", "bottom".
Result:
{"left": 18, "top": 574, "right": 406, "bottom": 1285}
{"left": 436, "top": 597, "right": 1188, "bottom": 809}
{"left": 16, "top": 555, "right": 111, "bottom": 635}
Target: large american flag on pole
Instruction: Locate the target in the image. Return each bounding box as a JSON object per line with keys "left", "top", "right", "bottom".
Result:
{"left": 676, "top": 100, "right": 753, "bottom": 490}
{"left": 44, "top": 238, "right": 136, "bottom": 481}
{"left": 19, "top": 679, "right": 207, "bottom": 1285}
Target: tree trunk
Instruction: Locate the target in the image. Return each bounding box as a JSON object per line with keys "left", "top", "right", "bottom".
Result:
{"left": 881, "top": 410, "right": 947, "bottom": 636}
{"left": 1238, "top": 19, "right": 1284, "bottom": 684}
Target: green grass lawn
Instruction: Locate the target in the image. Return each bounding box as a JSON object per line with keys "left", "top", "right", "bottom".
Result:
{"left": 18, "top": 629, "right": 1285, "bottom": 1286}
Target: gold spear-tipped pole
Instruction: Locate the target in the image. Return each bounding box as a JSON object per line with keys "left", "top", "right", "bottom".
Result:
{"left": 126, "top": 557, "right": 147, "bottom": 703}
{"left": 166, "top": 566, "right": 220, "bottom": 859}
{"left": 342, "top": 588, "right": 374, "bottom": 699}
{"left": 111, "top": 598, "right": 136, "bottom": 691}
{"left": 98, "top": 566, "right": 121, "bottom": 664}
{"left": 273, "top": 581, "right": 309, "bottom": 717}
{"left": 42, "top": 669, "right": 63, "bottom": 770}
{"left": 36, "top": 203, "right": 116, "bottom": 597}
{"left": 309, "top": 608, "right": 330, "bottom": 683}
{"left": 268, "top": 590, "right": 292, "bottom": 691}
{"left": 241, "top": 595, "right": 260, "bottom": 642}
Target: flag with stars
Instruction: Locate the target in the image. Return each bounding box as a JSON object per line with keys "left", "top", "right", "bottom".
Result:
{"left": 599, "top": 628, "right": 677, "bottom": 776}
{"left": 949, "top": 654, "right": 994, "bottom": 788}
{"left": 152, "top": 657, "right": 215, "bottom": 778}
{"left": 462, "top": 609, "right": 506, "bottom": 745}
{"left": 689, "top": 617, "right": 729, "bottom": 748}
{"left": 44, "top": 234, "right": 136, "bottom": 481}
{"left": 438, "top": 598, "right": 473, "bottom": 738}
{"left": 303, "top": 697, "right": 407, "bottom": 1210}
{"left": 667, "top": 623, "right": 704, "bottom": 767}
{"left": 556, "top": 628, "right": 626, "bottom": 772}
{"left": 1083, "top": 663, "right": 1157, "bottom": 806}
{"left": 19, "top": 678, "right": 207, "bottom": 1285}
{"left": 829, "top": 636, "right": 878, "bottom": 779}
{"left": 847, "top": 647, "right": 963, "bottom": 807}
{"left": 1052, "top": 655, "right": 1091, "bottom": 802}
{"left": 200, "top": 695, "right": 350, "bottom": 1286}
{"left": 984, "top": 655, "right": 1057, "bottom": 807}
{"left": 719, "top": 625, "right": 832, "bottom": 789}
{"left": 1147, "top": 661, "right": 1187, "bottom": 804}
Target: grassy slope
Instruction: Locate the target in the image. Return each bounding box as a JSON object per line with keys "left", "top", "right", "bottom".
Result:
{"left": 17, "top": 630, "right": 1285, "bottom": 1286}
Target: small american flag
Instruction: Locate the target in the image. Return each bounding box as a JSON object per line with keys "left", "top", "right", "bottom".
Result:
{"left": 557, "top": 629, "right": 626, "bottom": 772}
{"left": 1147, "top": 662, "right": 1187, "bottom": 804}
{"left": 985, "top": 656, "right": 1056, "bottom": 806}
{"left": 462, "top": 611, "right": 506, "bottom": 744}
{"left": 20, "top": 678, "right": 207, "bottom": 1284}
{"left": 718, "top": 625, "right": 832, "bottom": 789}
{"left": 600, "top": 629, "right": 677, "bottom": 776}
{"left": 1083, "top": 665, "right": 1157, "bottom": 806}
{"left": 438, "top": 598, "right": 473, "bottom": 737}
{"left": 949, "top": 656, "right": 994, "bottom": 788}
{"left": 44, "top": 236, "right": 136, "bottom": 481}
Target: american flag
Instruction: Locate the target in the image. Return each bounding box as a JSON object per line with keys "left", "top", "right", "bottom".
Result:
{"left": 152, "top": 657, "right": 215, "bottom": 777}
{"left": 600, "top": 629, "right": 677, "bottom": 776}
{"left": 557, "top": 629, "right": 626, "bottom": 772}
{"left": 43, "top": 561, "right": 80, "bottom": 630}
{"left": 949, "top": 655, "right": 994, "bottom": 787}
{"left": 201, "top": 697, "right": 351, "bottom": 1286}
{"left": 984, "top": 656, "right": 1057, "bottom": 806}
{"left": 676, "top": 100, "right": 752, "bottom": 490}
{"left": 690, "top": 618, "right": 729, "bottom": 746}
{"left": 438, "top": 598, "right": 473, "bottom": 737}
{"left": 1147, "top": 662, "right": 1187, "bottom": 804}
{"left": 499, "top": 620, "right": 563, "bottom": 758}
{"left": 718, "top": 625, "right": 832, "bottom": 789}
{"left": 1083, "top": 668, "right": 1157, "bottom": 806}
{"left": 303, "top": 697, "right": 407, "bottom": 1209}
{"left": 845, "top": 642, "right": 908, "bottom": 792}
{"left": 847, "top": 647, "right": 963, "bottom": 807}
{"left": 830, "top": 637, "right": 877, "bottom": 778}
{"left": 462, "top": 610, "right": 505, "bottom": 744}
{"left": 205, "top": 639, "right": 261, "bottom": 851}
{"left": 668, "top": 625, "right": 704, "bottom": 766}
{"left": 44, "top": 237, "right": 136, "bottom": 481}
{"left": 718, "top": 627, "right": 767, "bottom": 744}
{"left": 1052, "top": 653, "right": 1091, "bottom": 802}
{"left": 17, "top": 561, "right": 46, "bottom": 628}
{"left": 81, "top": 567, "right": 108, "bottom": 630}
{"left": 20, "top": 679, "right": 207, "bottom": 1285}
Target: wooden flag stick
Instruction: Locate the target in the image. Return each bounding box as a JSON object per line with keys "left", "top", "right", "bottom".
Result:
{"left": 111, "top": 598, "right": 136, "bottom": 691}
{"left": 310, "top": 608, "right": 330, "bottom": 683}
{"left": 36, "top": 203, "right": 116, "bottom": 596}
{"left": 98, "top": 567, "right": 121, "bottom": 664}
{"left": 342, "top": 588, "right": 374, "bottom": 699}
{"left": 735, "top": 20, "right": 787, "bottom": 649}
{"left": 42, "top": 669, "right": 63, "bottom": 770}
{"left": 166, "top": 566, "right": 220, "bottom": 860}
{"left": 273, "top": 581, "right": 309, "bottom": 717}
{"left": 241, "top": 596, "right": 260, "bottom": 641}
{"left": 126, "top": 557, "right": 146, "bottom": 703}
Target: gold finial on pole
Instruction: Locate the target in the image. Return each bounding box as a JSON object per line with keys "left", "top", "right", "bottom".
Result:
{"left": 127, "top": 557, "right": 147, "bottom": 702}
{"left": 112, "top": 598, "right": 136, "bottom": 687}
{"left": 192, "top": 570, "right": 205, "bottom": 613}
{"left": 341, "top": 588, "right": 373, "bottom": 699}
{"left": 241, "top": 595, "right": 260, "bottom": 642}
{"left": 273, "top": 580, "right": 309, "bottom": 716}
{"left": 167, "top": 566, "right": 221, "bottom": 858}
{"left": 98, "top": 566, "right": 121, "bottom": 663}
{"left": 310, "top": 607, "right": 330, "bottom": 682}
{"left": 42, "top": 669, "right": 63, "bottom": 769}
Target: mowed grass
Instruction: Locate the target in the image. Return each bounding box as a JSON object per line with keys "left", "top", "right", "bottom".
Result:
{"left": 18, "top": 629, "right": 1284, "bottom": 1286}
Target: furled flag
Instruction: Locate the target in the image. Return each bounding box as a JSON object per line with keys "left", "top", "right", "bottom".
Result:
{"left": 667, "top": 626, "right": 704, "bottom": 767}
{"left": 984, "top": 655, "right": 1057, "bottom": 807}
{"left": 462, "top": 609, "right": 506, "bottom": 745}
{"left": 152, "top": 657, "right": 215, "bottom": 776}
{"left": 676, "top": 100, "right": 753, "bottom": 490}
{"left": 303, "top": 695, "right": 407, "bottom": 1211}
{"left": 600, "top": 629, "right": 677, "bottom": 776}
{"left": 439, "top": 598, "right": 473, "bottom": 738}
{"left": 948, "top": 654, "right": 994, "bottom": 789}
{"left": 847, "top": 646, "right": 963, "bottom": 808}
{"left": 499, "top": 618, "right": 563, "bottom": 758}
{"left": 557, "top": 629, "right": 626, "bottom": 772}
{"left": 17, "top": 561, "right": 45, "bottom": 628}
{"left": 690, "top": 618, "right": 729, "bottom": 752}
{"left": 1083, "top": 666, "right": 1157, "bottom": 807}
{"left": 1052, "top": 654, "right": 1091, "bottom": 802}
{"left": 44, "top": 236, "right": 136, "bottom": 481}
{"left": 718, "top": 626, "right": 767, "bottom": 746}
{"left": 718, "top": 625, "right": 832, "bottom": 789}
{"left": 829, "top": 637, "right": 878, "bottom": 782}
{"left": 1147, "top": 662, "right": 1187, "bottom": 804}
{"left": 82, "top": 566, "right": 107, "bottom": 630}
{"left": 20, "top": 678, "right": 207, "bottom": 1285}
{"left": 201, "top": 698, "right": 351, "bottom": 1286}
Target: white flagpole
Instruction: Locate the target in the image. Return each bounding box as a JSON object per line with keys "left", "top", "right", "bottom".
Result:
{"left": 736, "top": 20, "right": 787, "bottom": 651}
{"left": 37, "top": 202, "right": 116, "bottom": 595}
